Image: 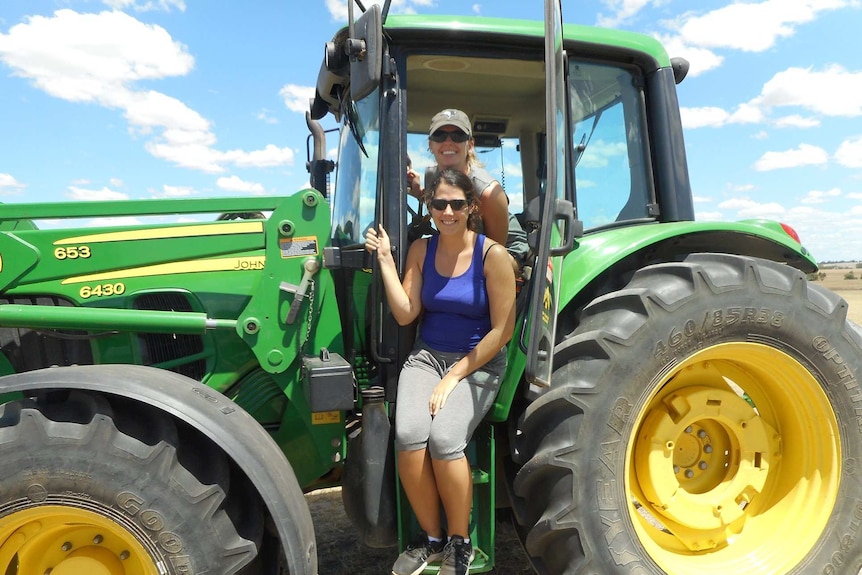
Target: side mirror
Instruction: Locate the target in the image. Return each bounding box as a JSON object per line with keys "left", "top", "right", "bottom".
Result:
{"left": 671, "top": 57, "right": 690, "bottom": 85}
{"left": 349, "top": 4, "right": 382, "bottom": 102}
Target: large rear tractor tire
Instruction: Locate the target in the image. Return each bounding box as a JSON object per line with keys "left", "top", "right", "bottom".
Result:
{"left": 0, "top": 389, "right": 268, "bottom": 574}
{"left": 512, "top": 253, "right": 862, "bottom": 574}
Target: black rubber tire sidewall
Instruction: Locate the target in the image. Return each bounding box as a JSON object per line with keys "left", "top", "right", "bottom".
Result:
{"left": 0, "top": 393, "right": 258, "bottom": 574}
{"left": 515, "top": 254, "right": 862, "bottom": 574}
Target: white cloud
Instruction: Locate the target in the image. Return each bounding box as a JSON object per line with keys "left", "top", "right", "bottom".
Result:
{"left": 223, "top": 145, "right": 295, "bottom": 168}
{"left": 280, "top": 84, "right": 315, "bottom": 114}
{"left": 325, "top": 0, "right": 436, "bottom": 21}
{"left": 729, "top": 102, "right": 766, "bottom": 124}
{"left": 655, "top": 34, "right": 724, "bottom": 77}
{"left": 324, "top": 0, "right": 347, "bottom": 20}
{"left": 728, "top": 183, "right": 756, "bottom": 193}
{"left": 67, "top": 186, "right": 129, "bottom": 201}
{"left": 145, "top": 141, "right": 225, "bottom": 173}
{"left": 0, "top": 10, "right": 292, "bottom": 174}
{"left": 472, "top": 4, "right": 482, "bottom": 14}
{"left": 751, "top": 65, "right": 862, "bottom": 117}
{"left": 718, "top": 197, "right": 760, "bottom": 210}
{"left": 109, "top": 177, "right": 124, "bottom": 187}
{"left": 103, "top": 0, "right": 186, "bottom": 12}
{"left": 655, "top": 1, "right": 857, "bottom": 80}
{"left": 753, "top": 143, "right": 830, "bottom": 171}
{"left": 718, "top": 197, "right": 786, "bottom": 218}
{"left": 153, "top": 184, "right": 196, "bottom": 198}
{"left": 773, "top": 114, "right": 821, "bottom": 129}
{"left": 216, "top": 176, "right": 266, "bottom": 195}
{"left": 0, "top": 10, "right": 194, "bottom": 101}
{"left": 773, "top": 205, "right": 862, "bottom": 262}
{"left": 258, "top": 109, "right": 279, "bottom": 124}
{"left": 695, "top": 210, "right": 725, "bottom": 221}
{"left": 681, "top": 102, "right": 771, "bottom": 129}
{"left": 674, "top": 1, "right": 853, "bottom": 53}
{"left": 836, "top": 136, "right": 862, "bottom": 168}
{"left": 708, "top": 190, "right": 862, "bottom": 262}
{"left": 0, "top": 173, "right": 26, "bottom": 193}
{"left": 123, "top": 90, "right": 210, "bottom": 134}
{"left": 801, "top": 187, "right": 841, "bottom": 204}
{"left": 578, "top": 139, "right": 627, "bottom": 169}
{"left": 597, "top": 0, "right": 654, "bottom": 28}
{"left": 680, "top": 64, "right": 862, "bottom": 130}
{"left": 680, "top": 106, "right": 730, "bottom": 129}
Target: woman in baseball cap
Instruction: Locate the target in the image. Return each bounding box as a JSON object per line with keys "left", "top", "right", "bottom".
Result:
{"left": 408, "top": 108, "right": 528, "bottom": 272}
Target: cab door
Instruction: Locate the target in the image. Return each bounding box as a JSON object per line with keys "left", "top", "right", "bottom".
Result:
{"left": 524, "top": 0, "right": 576, "bottom": 386}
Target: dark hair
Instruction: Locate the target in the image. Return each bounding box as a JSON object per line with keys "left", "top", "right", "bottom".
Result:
{"left": 426, "top": 168, "right": 480, "bottom": 231}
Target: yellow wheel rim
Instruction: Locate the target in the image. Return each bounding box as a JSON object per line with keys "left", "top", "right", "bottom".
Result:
{"left": 627, "top": 342, "right": 840, "bottom": 574}
{"left": 0, "top": 505, "right": 159, "bottom": 575}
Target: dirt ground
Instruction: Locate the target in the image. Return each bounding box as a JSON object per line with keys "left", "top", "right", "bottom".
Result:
{"left": 307, "top": 487, "right": 533, "bottom": 574}
{"left": 307, "top": 268, "right": 862, "bottom": 574}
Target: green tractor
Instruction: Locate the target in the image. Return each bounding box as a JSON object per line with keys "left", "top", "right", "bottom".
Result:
{"left": 1, "top": 1, "right": 861, "bottom": 573}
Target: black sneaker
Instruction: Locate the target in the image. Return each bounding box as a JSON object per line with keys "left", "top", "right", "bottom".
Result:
{"left": 391, "top": 531, "right": 446, "bottom": 575}
{"left": 439, "top": 535, "right": 475, "bottom": 575}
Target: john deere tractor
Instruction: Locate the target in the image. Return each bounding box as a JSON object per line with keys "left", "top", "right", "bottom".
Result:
{"left": 1, "top": 1, "right": 860, "bottom": 573}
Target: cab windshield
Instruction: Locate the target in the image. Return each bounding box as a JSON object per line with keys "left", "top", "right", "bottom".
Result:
{"left": 331, "top": 89, "right": 380, "bottom": 246}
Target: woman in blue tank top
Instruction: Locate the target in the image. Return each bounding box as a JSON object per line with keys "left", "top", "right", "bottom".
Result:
{"left": 366, "top": 169, "right": 516, "bottom": 575}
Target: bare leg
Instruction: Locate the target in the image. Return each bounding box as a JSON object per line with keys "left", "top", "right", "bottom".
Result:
{"left": 432, "top": 456, "right": 473, "bottom": 538}
{"left": 399, "top": 448, "right": 444, "bottom": 538}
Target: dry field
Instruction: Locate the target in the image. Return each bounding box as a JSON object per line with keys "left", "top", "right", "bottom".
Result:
{"left": 815, "top": 265, "right": 862, "bottom": 324}
{"left": 308, "top": 265, "right": 862, "bottom": 574}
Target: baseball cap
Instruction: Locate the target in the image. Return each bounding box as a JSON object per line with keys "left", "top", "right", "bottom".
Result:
{"left": 429, "top": 109, "right": 472, "bottom": 136}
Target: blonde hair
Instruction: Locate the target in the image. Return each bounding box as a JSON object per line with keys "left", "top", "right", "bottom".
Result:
{"left": 466, "top": 146, "right": 484, "bottom": 169}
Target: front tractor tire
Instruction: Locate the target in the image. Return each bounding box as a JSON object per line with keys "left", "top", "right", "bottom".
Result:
{"left": 0, "top": 389, "right": 267, "bottom": 574}
{"left": 513, "top": 253, "right": 862, "bottom": 575}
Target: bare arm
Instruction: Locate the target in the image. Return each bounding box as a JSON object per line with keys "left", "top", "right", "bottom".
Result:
{"left": 407, "top": 167, "right": 424, "bottom": 199}
{"left": 480, "top": 181, "right": 522, "bottom": 273}
{"left": 429, "top": 241, "right": 516, "bottom": 415}
{"left": 364, "top": 224, "right": 424, "bottom": 326}
{"left": 478, "top": 181, "right": 510, "bottom": 246}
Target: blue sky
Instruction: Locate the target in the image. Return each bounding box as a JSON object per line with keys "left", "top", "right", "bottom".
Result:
{"left": 1, "top": 0, "right": 861, "bottom": 262}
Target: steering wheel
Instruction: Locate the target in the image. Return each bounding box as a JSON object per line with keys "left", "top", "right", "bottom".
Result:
{"left": 406, "top": 201, "right": 435, "bottom": 243}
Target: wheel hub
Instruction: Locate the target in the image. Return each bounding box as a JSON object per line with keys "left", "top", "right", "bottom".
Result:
{"left": 627, "top": 343, "right": 841, "bottom": 573}
{"left": 636, "top": 385, "right": 775, "bottom": 542}
{"left": 52, "top": 547, "right": 124, "bottom": 575}
{"left": 0, "top": 506, "right": 157, "bottom": 575}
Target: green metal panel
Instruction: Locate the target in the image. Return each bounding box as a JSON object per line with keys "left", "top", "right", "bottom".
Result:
{"left": 383, "top": 14, "right": 671, "bottom": 66}
{"left": 0, "top": 188, "right": 348, "bottom": 489}
{"left": 556, "top": 220, "right": 816, "bottom": 307}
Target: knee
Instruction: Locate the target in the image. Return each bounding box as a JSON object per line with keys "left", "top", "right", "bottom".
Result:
{"left": 428, "top": 430, "right": 466, "bottom": 460}
{"left": 396, "top": 422, "right": 428, "bottom": 452}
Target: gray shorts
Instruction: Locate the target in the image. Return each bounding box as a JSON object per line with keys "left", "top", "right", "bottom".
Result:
{"left": 395, "top": 340, "right": 506, "bottom": 460}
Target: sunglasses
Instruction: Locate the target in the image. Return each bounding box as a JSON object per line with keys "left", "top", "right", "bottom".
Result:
{"left": 429, "top": 130, "right": 470, "bottom": 143}
{"left": 429, "top": 199, "right": 468, "bottom": 211}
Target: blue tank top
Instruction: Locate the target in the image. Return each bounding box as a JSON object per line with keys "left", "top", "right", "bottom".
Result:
{"left": 420, "top": 234, "right": 491, "bottom": 353}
